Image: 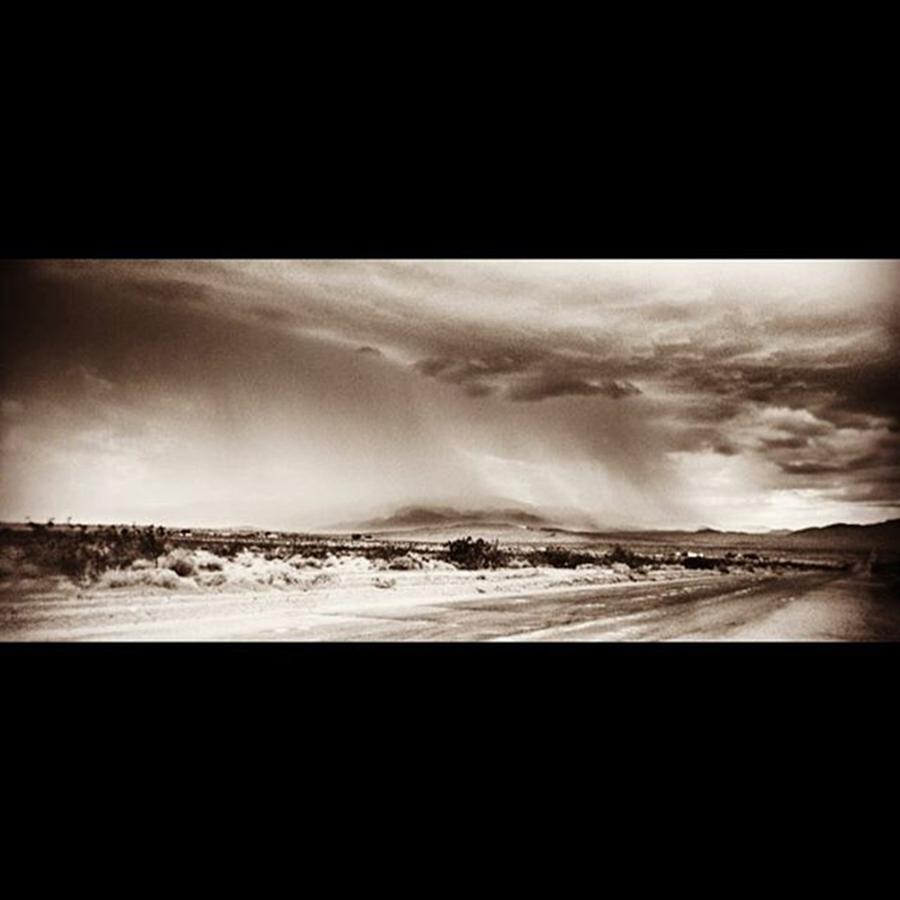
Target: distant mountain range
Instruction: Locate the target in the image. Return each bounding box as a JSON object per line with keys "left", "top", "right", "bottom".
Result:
{"left": 329, "top": 505, "right": 900, "bottom": 549}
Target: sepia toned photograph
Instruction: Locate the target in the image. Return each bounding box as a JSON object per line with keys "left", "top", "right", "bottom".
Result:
{"left": 1, "top": 259, "right": 898, "bottom": 641}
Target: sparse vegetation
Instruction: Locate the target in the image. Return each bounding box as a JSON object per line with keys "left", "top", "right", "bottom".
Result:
{"left": 0, "top": 522, "right": 853, "bottom": 592}
{"left": 603, "top": 544, "right": 654, "bottom": 568}
{"left": 3, "top": 524, "right": 168, "bottom": 580}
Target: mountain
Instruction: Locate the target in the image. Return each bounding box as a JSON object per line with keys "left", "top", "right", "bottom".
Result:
{"left": 341, "top": 505, "right": 553, "bottom": 531}
{"left": 791, "top": 518, "right": 900, "bottom": 536}
{"left": 327, "top": 503, "right": 600, "bottom": 535}
{"left": 785, "top": 518, "right": 900, "bottom": 548}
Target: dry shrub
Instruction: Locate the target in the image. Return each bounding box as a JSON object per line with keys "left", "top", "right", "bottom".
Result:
{"left": 443, "top": 537, "right": 509, "bottom": 570}
{"left": 528, "top": 547, "right": 599, "bottom": 568}
{"left": 682, "top": 555, "right": 719, "bottom": 570}
{"left": 199, "top": 571, "right": 228, "bottom": 587}
{"left": 388, "top": 553, "right": 426, "bottom": 571}
{"left": 158, "top": 550, "right": 197, "bottom": 577}
{"left": 98, "top": 567, "right": 186, "bottom": 590}
{"left": 193, "top": 550, "right": 225, "bottom": 571}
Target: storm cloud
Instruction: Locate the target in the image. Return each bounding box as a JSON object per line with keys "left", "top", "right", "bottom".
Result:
{"left": 1, "top": 259, "right": 898, "bottom": 530}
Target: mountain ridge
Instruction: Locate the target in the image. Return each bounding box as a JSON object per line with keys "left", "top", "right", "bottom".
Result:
{"left": 328, "top": 505, "right": 900, "bottom": 545}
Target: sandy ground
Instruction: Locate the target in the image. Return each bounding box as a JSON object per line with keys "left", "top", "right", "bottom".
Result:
{"left": 1, "top": 563, "right": 896, "bottom": 641}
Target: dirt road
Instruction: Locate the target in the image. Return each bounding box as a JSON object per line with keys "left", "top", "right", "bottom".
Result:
{"left": 1, "top": 569, "right": 896, "bottom": 640}
{"left": 498, "top": 572, "right": 900, "bottom": 641}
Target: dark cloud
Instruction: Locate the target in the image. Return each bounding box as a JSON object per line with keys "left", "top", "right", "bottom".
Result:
{"left": 413, "top": 350, "right": 543, "bottom": 382}
{"left": 775, "top": 441, "right": 899, "bottom": 478}
{"left": 761, "top": 436, "right": 811, "bottom": 451}
{"left": 681, "top": 399, "right": 746, "bottom": 424}
{"left": 411, "top": 345, "right": 646, "bottom": 404}
{"left": 833, "top": 477, "right": 900, "bottom": 505}
{"left": 356, "top": 345, "right": 382, "bottom": 356}
{"left": 821, "top": 362, "right": 900, "bottom": 425}
{"left": 779, "top": 461, "right": 850, "bottom": 476}
{"left": 507, "top": 377, "right": 641, "bottom": 403}
{"left": 712, "top": 441, "right": 741, "bottom": 456}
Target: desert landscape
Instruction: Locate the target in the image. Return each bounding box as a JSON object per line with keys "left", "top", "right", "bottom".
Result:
{"left": 2, "top": 509, "right": 897, "bottom": 640}
{"left": 2, "top": 259, "right": 898, "bottom": 641}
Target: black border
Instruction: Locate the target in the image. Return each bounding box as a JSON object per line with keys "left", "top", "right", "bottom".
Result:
{"left": 5, "top": 186, "right": 897, "bottom": 260}
{"left": 4, "top": 123, "right": 898, "bottom": 260}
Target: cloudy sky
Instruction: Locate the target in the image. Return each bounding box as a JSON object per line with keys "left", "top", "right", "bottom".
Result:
{"left": 1, "top": 259, "right": 898, "bottom": 531}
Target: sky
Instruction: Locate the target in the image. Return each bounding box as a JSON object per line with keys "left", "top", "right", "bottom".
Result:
{"left": 1, "top": 259, "right": 898, "bottom": 532}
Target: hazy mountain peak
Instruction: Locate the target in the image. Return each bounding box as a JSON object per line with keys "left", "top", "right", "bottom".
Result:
{"left": 328, "top": 502, "right": 599, "bottom": 533}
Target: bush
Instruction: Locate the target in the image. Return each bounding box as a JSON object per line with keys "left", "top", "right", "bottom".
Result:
{"left": 358, "top": 542, "right": 416, "bottom": 563}
{"left": 603, "top": 545, "right": 653, "bottom": 568}
{"left": 443, "top": 537, "right": 509, "bottom": 570}
{"left": 159, "top": 550, "right": 197, "bottom": 577}
{"left": 98, "top": 567, "right": 184, "bottom": 590}
{"left": 528, "top": 547, "right": 598, "bottom": 568}
{"left": 200, "top": 571, "right": 228, "bottom": 587}
{"left": 388, "top": 553, "right": 425, "bottom": 571}
{"left": 171, "top": 558, "right": 195, "bottom": 577}
{"left": 682, "top": 555, "right": 718, "bottom": 570}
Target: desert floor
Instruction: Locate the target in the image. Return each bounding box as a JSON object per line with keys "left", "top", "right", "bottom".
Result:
{"left": 2, "top": 566, "right": 897, "bottom": 641}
